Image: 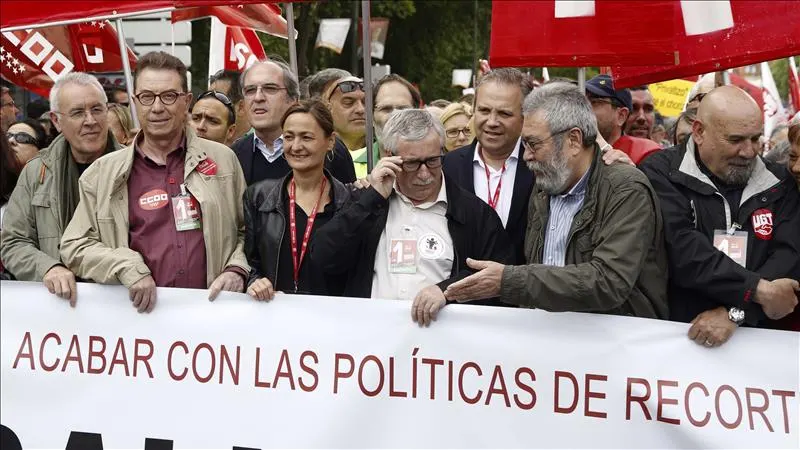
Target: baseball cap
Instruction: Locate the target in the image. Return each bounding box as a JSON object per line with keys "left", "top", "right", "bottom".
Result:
{"left": 585, "top": 74, "right": 632, "bottom": 110}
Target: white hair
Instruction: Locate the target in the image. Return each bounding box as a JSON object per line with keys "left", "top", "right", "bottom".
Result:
{"left": 382, "top": 109, "right": 446, "bottom": 155}
{"left": 49, "top": 72, "right": 107, "bottom": 113}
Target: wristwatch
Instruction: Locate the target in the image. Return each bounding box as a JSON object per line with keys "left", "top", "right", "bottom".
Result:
{"left": 728, "top": 307, "right": 746, "bottom": 326}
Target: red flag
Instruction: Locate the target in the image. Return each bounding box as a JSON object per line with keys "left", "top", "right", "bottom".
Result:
{"left": 171, "top": 3, "right": 289, "bottom": 39}
{"left": 0, "top": 22, "right": 136, "bottom": 97}
{"left": 0, "top": 0, "right": 270, "bottom": 29}
{"left": 613, "top": 1, "right": 800, "bottom": 88}
{"left": 489, "top": 0, "right": 678, "bottom": 68}
{"left": 209, "top": 18, "right": 268, "bottom": 75}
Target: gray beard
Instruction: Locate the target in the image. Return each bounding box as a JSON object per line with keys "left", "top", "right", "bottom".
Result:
{"left": 723, "top": 158, "right": 757, "bottom": 186}
{"left": 527, "top": 149, "right": 571, "bottom": 195}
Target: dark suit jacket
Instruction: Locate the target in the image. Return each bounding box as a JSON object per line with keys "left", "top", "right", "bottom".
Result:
{"left": 443, "top": 140, "right": 533, "bottom": 264}
{"left": 232, "top": 134, "right": 356, "bottom": 185}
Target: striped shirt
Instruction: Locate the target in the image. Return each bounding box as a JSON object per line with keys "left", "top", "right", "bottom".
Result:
{"left": 542, "top": 168, "right": 592, "bottom": 267}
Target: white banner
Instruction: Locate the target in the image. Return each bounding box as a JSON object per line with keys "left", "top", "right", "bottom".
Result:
{"left": 1, "top": 281, "right": 798, "bottom": 448}
{"left": 315, "top": 18, "right": 350, "bottom": 54}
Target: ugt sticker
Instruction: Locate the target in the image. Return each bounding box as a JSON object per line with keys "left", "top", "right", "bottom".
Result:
{"left": 751, "top": 208, "right": 773, "bottom": 240}
{"left": 196, "top": 158, "right": 218, "bottom": 175}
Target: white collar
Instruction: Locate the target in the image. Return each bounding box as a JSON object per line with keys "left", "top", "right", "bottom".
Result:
{"left": 394, "top": 177, "right": 448, "bottom": 210}
{"left": 473, "top": 137, "right": 521, "bottom": 167}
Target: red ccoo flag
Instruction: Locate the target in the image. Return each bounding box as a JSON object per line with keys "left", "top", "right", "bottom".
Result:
{"left": 1, "top": 21, "right": 136, "bottom": 97}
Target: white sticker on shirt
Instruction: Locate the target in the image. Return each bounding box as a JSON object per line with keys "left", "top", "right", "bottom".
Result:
{"left": 418, "top": 233, "right": 446, "bottom": 260}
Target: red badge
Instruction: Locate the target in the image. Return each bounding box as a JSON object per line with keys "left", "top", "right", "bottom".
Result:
{"left": 138, "top": 189, "right": 169, "bottom": 211}
{"left": 196, "top": 158, "right": 218, "bottom": 176}
{"left": 751, "top": 208, "right": 773, "bottom": 240}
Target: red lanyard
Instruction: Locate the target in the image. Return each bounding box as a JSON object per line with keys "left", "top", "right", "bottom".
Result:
{"left": 480, "top": 149, "right": 506, "bottom": 210}
{"left": 288, "top": 177, "right": 327, "bottom": 291}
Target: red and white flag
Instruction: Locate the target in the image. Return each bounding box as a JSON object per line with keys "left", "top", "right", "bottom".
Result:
{"left": 761, "top": 62, "right": 788, "bottom": 141}
{"left": 0, "top": 21, "right": 136, "bottom": 97}
{"left": 788, "top": 57, "right": 800, "bottom": 115}
{"left": 172, "top": 3, "right": 290, "bottom": 39}
{"left": 612, "top": 1, "right": 800, "bottom": 88}
{"left": 208, "top": 17, "right": 267, "bottom": 76}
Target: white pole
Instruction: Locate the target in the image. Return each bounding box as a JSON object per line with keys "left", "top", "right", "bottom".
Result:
{"left": 361, "top": 0, "right": 374, "bottom": 172}
{"left": 286, "top": 3, "right": 298, "bottom": 78}
{"left": 1, "top": 8, "right": 175, "bottom": 32}
{"left": 577, "top": 67, "right": 586, "bottom": 93}
{"left": 170, "top": 21, "right": 176, "bottom": 56}
{"left": 542, "top": 67, "right": 550, "bottom": 82}
{"left": 115, "top": 19, "right": 139, "bottom": 129}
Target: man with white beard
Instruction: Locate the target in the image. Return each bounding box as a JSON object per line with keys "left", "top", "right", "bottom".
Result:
{"left": 444, "top": 82, "right": 668, "bottom": 319}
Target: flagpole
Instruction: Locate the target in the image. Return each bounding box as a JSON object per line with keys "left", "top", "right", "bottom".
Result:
{"left": 361, "top": 0, "right": 374, "bottom": 173}
{"left": 577, "top": 67, "right": 586, "bottom": 93}
{"left": 286, "top": 3, "right": 298, "bottom": 78}
{"left": 115, "top": 19, "right": 139, "bottom": 129}
{"left": 170, "top": 22, "right": 176, "bottom": 56}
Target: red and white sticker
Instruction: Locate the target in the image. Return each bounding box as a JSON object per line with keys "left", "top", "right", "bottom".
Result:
{"left": 196, "top": 157, "right": 218, "bottom": 176}
{"left": 751, "top": 208, "right": 773, "bottom": 240}
{"left": 138, "top": 189, "right": 169, "bottom": 211}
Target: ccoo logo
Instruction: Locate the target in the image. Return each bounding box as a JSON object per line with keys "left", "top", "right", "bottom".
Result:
{"left": 139, "top": 189, "right": 169, "bottom": 211}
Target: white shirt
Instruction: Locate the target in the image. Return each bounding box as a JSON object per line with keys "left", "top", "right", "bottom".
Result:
{"left": 472, "top": 138, "right": 520, "bottom": 227}
{"left": 371, "top": 179, "right": 454, "bottom": 300}
{"left": 254, "top": 134, "right": 284, "bottom": 163}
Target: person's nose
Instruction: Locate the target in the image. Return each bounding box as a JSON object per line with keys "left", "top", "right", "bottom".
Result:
{"left": 354, "top": 99, "right": 365, "bottom": 117}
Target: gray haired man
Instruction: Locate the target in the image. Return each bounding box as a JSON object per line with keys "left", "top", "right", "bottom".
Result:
{"left": 312, "top": 109, "right": 515, "bottom": 325}
{"left": 1, "top": 72, "right": 120, "bottom": 303}
{"left": 445, "top": 82, "right": 669, "bottom": 319}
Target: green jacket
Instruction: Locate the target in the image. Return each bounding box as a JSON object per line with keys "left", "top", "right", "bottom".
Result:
{"left": 352, "top": 141, "right": 381, "bottom": 178}
{"left": 500, "top": 146, "right": 669, "bottom": 319}
{"left": 1, "top": 132, "right": 121, "bottom": 281}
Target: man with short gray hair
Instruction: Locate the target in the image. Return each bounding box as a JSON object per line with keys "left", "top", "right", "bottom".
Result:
{"left": 313, "top": 109, "right": 514, "bottom": 325}
{"left": 445, "top": 82, "right": 669, "bottom": 319}
{"left": 2, "top": 72, "right": 121, "bottom": 303}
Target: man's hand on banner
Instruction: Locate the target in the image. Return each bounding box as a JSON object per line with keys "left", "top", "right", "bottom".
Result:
{"left": 247, "top": 277, "right": 276, "bottom": 301}
{"left": 43, "top": 265, "right": 77, "bottom": 307}
{"left": 688, "top": 307, "right": 737, "bottom": 348}
{"left": 129, "top": 275, "right": 157, "bottom": 313}
{"left": 411, "top": 285, "right": 447, "bottom": 327}
{"left": 208, "top": 271, "right": 245, "bottom": 301}
{"left": 444, "top": 258, "right": 504, "bottom": 302}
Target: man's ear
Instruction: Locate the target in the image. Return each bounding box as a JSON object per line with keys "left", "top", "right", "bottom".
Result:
{"left": 49, "top": 111, "right": 63, "bottom": 133}
{"left": 226, "top": 124, "right": 236, "bottom": 144}
{"left": 616, "top": 107, "right": 629, "bottom": 128}
{"left": 692, "top": 119, "right": 705, "bottom": 146}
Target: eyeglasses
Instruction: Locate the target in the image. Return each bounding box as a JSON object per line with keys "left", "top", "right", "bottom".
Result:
{"left": 54, "top": 104, "right": 109, "bottom": 122}
{"left": 445, "top": 127, "right": 471, "bottom": 139}
{"left": 8, "top": 132, "right": 39, "bottom": 147}
{"left": 134, "top": 91, "right": 186, "bottom": 106}
{"left": 209, "top": 69, "right": 226, "bottom": 84}
{"left": 522, "top": 128, "right": 573, "bottom": 152}
{"left": 690, "top": 93, "right": 707, "bottom": 104}
{"left": 401, "top": 155, "right": 444, "bottom": 172}
{"left": 198, "top": 90, "right": 236, "bottom": 122}
{"left": 330, "top": 80, "right": 364, "bottom": 99}
{"left": 243, "top": 84, "right": 288, "bottom": 98}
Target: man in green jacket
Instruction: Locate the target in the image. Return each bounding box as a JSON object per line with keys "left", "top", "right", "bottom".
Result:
{"left": 444, "top": 82, "right": 668, "bottom": 319}
{"left": 1, "top": 72, "right": 120, "bottom": 305}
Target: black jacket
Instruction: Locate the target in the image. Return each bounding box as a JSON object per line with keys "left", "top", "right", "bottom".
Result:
{"left": 232, "top": 134, "right": 356, "bottom": 185}
{"left": 442, "top": 140, "right": 533, "bottom": 264}
{"left": 640, "top": 140, "right": 800, "bottom": 325}
{"left": 311, "top": 177, "right": 515, "bottom": 300}
{"left": 243, "top": 171, "right": 353, "bottom": 295}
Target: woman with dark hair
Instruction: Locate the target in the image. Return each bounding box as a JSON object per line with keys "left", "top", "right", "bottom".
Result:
{"left": 7, "top": 118, "right": 47, "bottom": 168}
{"left": 1, "top": 129, "right": 20, "bottom": 278}
{"left": 243, "top": 99, "right": 351, "bottom": 300}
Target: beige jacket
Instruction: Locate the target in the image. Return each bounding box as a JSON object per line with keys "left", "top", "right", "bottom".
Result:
{"left": 60, "top": 127, "right": 249, "bottom": 287}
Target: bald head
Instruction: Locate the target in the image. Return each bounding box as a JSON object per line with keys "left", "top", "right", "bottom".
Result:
{"left": 693, "top": 86, "right": 762, "bottom": 186}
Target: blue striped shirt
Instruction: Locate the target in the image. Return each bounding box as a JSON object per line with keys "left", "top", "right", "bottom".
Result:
{"left": 542, "top": 168, "right": 592, "bottom": 267}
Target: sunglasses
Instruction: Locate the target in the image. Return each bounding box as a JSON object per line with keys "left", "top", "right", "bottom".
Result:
{"left": 8, "top": 132, "right": 39, "bottom": 147}
{"left": 330, "top": 80, "right": 364, "bottom": 99}
{"left": 198, "top": 90, "right": 236, "bottom": 122}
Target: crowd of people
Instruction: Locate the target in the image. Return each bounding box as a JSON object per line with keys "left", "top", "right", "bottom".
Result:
{"left": 1, "top": 51, "right": 799, "bottom": 347}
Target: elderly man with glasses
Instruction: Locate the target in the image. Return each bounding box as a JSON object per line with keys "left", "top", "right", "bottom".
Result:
{"left": 312, "top": 109, "right": 514, "bottom": 326}
{"left": 190, "top": 90, "right": 237, "bottom": 145}
{"left": 443, "top": 83, "right": 668, "bottom": 321}
{"left": 60, "top": 52, "right": 250, "bottom": 313}
{"left": 2, "top": 72, "right": 121, "bottom": 303}
{"left": 232, "top": 60, "right": 355, "bottom": 185}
